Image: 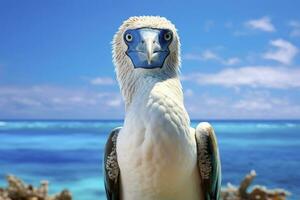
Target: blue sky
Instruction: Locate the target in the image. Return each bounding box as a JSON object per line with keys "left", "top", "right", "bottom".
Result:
{"left": 1, "top": 0, "right": 300, "bottom": 119}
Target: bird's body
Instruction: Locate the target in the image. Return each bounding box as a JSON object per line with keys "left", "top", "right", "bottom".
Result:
{"left": 104, "top": 16, "right": 221, "bottom": 200}
{"left": 117, "top": 73, "right": 202, "bottom": 200}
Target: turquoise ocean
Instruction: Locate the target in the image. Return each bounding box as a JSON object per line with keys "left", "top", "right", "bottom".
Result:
{"left": 0, "top": 120, "right": 299, "bottom": 199}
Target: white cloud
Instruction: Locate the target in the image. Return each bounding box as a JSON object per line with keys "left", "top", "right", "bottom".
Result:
{"left": 230, "top": 90, "right": 293, "bottom": 115}
{"left": 223, "top": 57, "right": 240, "bottom": 66}
{"left": 289, "top": 20, "right": 300, "bottom": 27}
{"left": 233, "top": 98, "right": 272, "bottom": 111}
{"left": 106, "top": 97, "right": 122, "bottom": 107}
{"left": 0, "top": 85, "right": 124, "bottom": 119}
{"left": 245, "top": 16, "right": 275, "bottom": 32}
{"left": 204, "top": 20, "right": 215, "bottom": 32}
{"left": 291, "top": 29, "right": 300, "bottom": 37}
{"left": 184, "top": 50, "right": 218, "bottom": 61}
{"left": 182, "top": 66, "right": 300, "bottom": 89}
{"left": 184, "top": 50, "right": 240, "bottom": 66}
{"left": 263, "top": 39, "right": 298, "bottom": 64}
{"left": 289, "top": 20, "right": 300, "bottom": 37}
{"left": 201, "top": 50, "right": 218, "bottom": 60}
{"left": 184, "top": 89, "right": 194, "bottom": 97}
{"left": 90, "top": 77, "right": 115, "bottom": 85}
{"left": 184, "top": 90, "right": 300, "bottom": 119}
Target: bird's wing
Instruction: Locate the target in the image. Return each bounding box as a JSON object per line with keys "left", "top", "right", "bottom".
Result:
{"left": 103, "top": 127, "right": 121, "bottom": 200}
{"left": 195, "top": 122, "right": 221, "bottom": 200}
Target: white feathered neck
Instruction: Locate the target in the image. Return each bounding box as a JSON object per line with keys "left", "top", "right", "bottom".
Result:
{"left": 112, "top": 16, "right": 181, "bottom": 109}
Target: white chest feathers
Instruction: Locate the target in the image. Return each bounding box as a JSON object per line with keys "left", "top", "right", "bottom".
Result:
{"left": 116, "top": 78, "right": 202, "bottom": 200}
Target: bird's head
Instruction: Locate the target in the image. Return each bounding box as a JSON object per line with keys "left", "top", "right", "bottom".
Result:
{"left": 113, "top": 16, "right": 180, "bottom": 74}
{"left": 112, "top": 16, "right": 181, "bottom": 106}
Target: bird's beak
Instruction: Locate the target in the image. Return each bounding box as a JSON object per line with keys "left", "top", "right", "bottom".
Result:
{"left": 138, "top": 30, "right": 161, "bottom": 65}
{"left": 145, "top": 38, "right": 154, "bottom": 65}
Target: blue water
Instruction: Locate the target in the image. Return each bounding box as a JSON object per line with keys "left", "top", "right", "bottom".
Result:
{"left": 0, "top": 120, "right": 299, "bottom": 200}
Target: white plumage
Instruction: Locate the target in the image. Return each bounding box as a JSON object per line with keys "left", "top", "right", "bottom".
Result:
{"left": 113, "top": 16, "right": 201, "bottom": 200}
{"left": 104, "top": 16, "right": 221, "bottom": 200}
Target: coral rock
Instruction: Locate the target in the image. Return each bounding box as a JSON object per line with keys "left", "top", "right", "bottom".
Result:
{"left": 0, "top": 175, "right": 72, "bottom": 200}
{"left": 221, "top": 170, "right": 290, "bottom": 200}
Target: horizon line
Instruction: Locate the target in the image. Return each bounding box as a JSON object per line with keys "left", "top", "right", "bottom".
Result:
{"left": 1, "top": 118, "right": 300, "bottom": 121}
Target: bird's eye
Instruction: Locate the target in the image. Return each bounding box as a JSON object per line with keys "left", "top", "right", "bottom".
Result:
{"left": 125, "top": 33, "right": 133, "bottom": 42}
{"left": 164, "top": 31, "right": 172, "bottom": 41}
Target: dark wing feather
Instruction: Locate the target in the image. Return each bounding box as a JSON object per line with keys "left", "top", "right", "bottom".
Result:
{"left": 195, "top": 122, "right": 221, "bottom": 200}
{"left": 103, "top": 127, "right": 121, "bottom": 200}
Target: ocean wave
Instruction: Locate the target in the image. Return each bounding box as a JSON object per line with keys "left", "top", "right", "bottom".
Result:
{"left": 197, "top": 121, "right": 300, "bottom": 134}
{"left": 0, "top": 121, "right": 123, "bottom": 130}
{"left": 1, "top": 120, "right": 299, "bottom": 131}
{"left": 256, "top": 123, "right": 282, "bottom": 129}
{"left": 0, "top": 121, "right": 7, "bottom": 127}
{"left": 286, "top": 123, "right": 296, "bottom": 127}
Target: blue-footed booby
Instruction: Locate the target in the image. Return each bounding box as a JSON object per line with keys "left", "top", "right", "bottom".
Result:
{"left": 103, "top": 16, "right": 221, "bottom": 200}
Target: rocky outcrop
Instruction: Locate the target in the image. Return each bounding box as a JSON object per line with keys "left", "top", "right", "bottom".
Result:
{"left": 0, "top": 171, "right": 291, "bottom": 200}
{"left": 0, "top": 175, "right": 71, "bottom": 200}
{"left": 221, "top": 170, "right": 290, "bottom": 200}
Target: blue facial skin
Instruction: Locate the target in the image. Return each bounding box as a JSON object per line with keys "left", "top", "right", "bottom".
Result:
{"left": 124, "top": 28, "right": 173, "bottom": 69}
